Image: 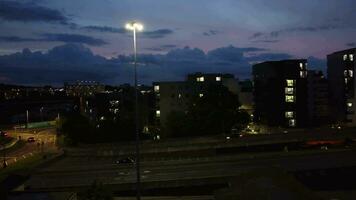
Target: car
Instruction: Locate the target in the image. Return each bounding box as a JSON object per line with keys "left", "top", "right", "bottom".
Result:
{"left": 0, "top": 130, "right": 8, "bottom": 137}
{"left": 320, "top": 146, "right": 328, "bottom": 150}
{"left": 27, "top": 137, "right": 35, "bottom": 142}
{"left": 115, "top": 157, "right": 135, "bottom": 164}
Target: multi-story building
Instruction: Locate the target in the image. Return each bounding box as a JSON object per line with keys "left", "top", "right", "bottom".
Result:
{"left": 153, "top": 72, "right": 244, "bottom": 127}
{"left": 327, "top": 48, "right": 356, "bottom": 126}
{"left": 253, "top": 59, "right": 308, "bottom": 128}
{"left": 81, "top": 84, "right": 155, "bottom": 129}
{"left": 307, "top": 70, "right": 330, "bottom": 126}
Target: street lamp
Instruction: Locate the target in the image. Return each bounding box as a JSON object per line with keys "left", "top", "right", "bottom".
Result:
{"left": 125, "top": 21, "right": 143, "bottom": 200}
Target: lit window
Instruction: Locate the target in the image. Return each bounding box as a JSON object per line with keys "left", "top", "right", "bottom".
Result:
{"left": 199, "top": 93, "right": 204, "bottom": 97}
{"left": 197, "top": 76, "right": 204, "bottom": 82}
{"left": 347, "top": 102, "right": 353, "bottom": 107}
{"left": 285, "top": 95, "right": 295, "bottom": 102}
{"left": 154, "top": 85, "right": 160, "bottom": 92}
{"left": 300, "top": 71, "right": 307, "bottom": 78}
{"left": 349, "top": 70, "right": 354, "bottom": 77}
{"left": 289, "top": 119, "right": 296, "bottom": 127}
{"left": 345, "top": 78, "right": 348, "bottom": 84}
{"left": 344, "top": 70, "right": 348, "bottom": 76}
{"left": 285, "top": 111, "right": 294, "bottom": 118}
{"left": 286, "top": 79, "right": 296, "bottom": 87}
{"left": 299, "top": 63, "right": 303, "bottom": 69}
{"left": 350, "top": 54, "right": 354, "bottom": 61}
{"left": 156, "top": 110, "right": 160, "bottom": 117}
{"left": 216, "top": 76, "right": 221, "bottom": 81}
{"left": 285, "top": 87, "right": 294, "bottom": 95}
{"left": 178, "top": 93, "right": 182, "bottom": 98}
{"left": 343, "top": 54, "right": 348, "bottom": 61}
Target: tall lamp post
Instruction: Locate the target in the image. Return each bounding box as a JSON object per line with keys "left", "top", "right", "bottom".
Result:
{"left": 125, "top": 21, "right": 144, "bottom": 200}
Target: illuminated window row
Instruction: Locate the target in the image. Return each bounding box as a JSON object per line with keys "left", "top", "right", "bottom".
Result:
{"left": 156, "top": 110, "right": 160, "bottom": 117}
{"left": 286, "top": 79, "right": 296, "bottom": 87}
{"left": 196, "top": 76, "right": 221, "bottom": 82}
{"left": 299, "top": 62, "right": 307, "bottom": 70}
{"left": 300, "top": 71, "right": 307, "bottom": 78}
{"left": 344, "top": 70, "right": 353, "bottom": 78}
{"left": 285, "top": 87, "right": 294, "bottom": 95}
{"left": 285, "top": 111, "right": 294, "bottom": 118}
{"left": 289, "top": 119, "right": 296, "bottom": 127}
{"left": 343, "top": 54, "right": 354, "bottom": 61}
{"left": 285, "top": 95, "right": 295, "bottom": 102}
{"left": 197, "top": 76, "right": 204, "bottom": 82}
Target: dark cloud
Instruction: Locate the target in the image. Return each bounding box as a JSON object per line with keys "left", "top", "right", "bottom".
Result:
{"left": 249, "top": 32, "right": 263, "bottom": 39}
{"left": 78, "top": 26, "right": 174, "bottom": 39}
{"left": 0, "top": 1, "right": 68, "bottom": 23}
{"left": 252, "top": 40, "right": 280, "bottom": 43}
{"left": 238, "top": 47, "right": 266, "bottom": 52}
{"left": 145, "top": 44, "right": 178, "bottom": 51}
{"left": 246, "top": 53, "right": 293, "bottom": 62}
{"left": 0, "top": 43, "right": 113, "bottom": 85}
{"left": 166, "top": 46, "right": 206, "bottom": 60}
{"left": 81, "top": 25, "right": 126, "bottom": 33}
{"left": 0, "top": 34, "right": 107, "bottom": 46}
{"left": 346, "top": 42, "right": 356, "bottom": 47}
{"left": 142, "top": 29, "right": 174, "bottom": 39}
{"left": 0, "top": 44, "right": 298, "bottom": 85}
{"left": 251, "top": 24, "right": 346, "bottom": 40}
{"left": 203, "top": 30, "right": 220, "bottom": 36}
{"left": 0, "top": 36, "right": 38, "bottom": 42}
{"left": 207, "top": 46, "right": 244, "bottom": 62}
{"left": 41, "top": 33, "right": 108, "bottom": 46}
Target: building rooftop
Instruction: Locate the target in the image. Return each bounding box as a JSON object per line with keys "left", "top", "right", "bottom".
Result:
{"left": 328, "top": 48, "right": 356, "bottom": 56}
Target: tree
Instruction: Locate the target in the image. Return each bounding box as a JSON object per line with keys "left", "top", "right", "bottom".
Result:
{"left": 165, "top": 111, "right": 190, "bottom": 137}
{"left": 60, "top": 112, "right": 95, "bottom": 145}
{"left": 165, "top": 84, "right": 250, "bottom": 137}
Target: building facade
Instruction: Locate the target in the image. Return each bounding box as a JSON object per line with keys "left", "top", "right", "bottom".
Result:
{"left": 307, "top": 70, "right": 330, "bottom": 126}
{"left": 153, "top": 72, "right": 247, "bottom": 128}
{"left": 253, "top": 59, "right": 308, "bottom": 128}
{"left": 327, "top": 48, "right": 356, "bottom": 127}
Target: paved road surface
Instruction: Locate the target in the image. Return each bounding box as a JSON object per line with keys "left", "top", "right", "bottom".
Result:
{"left": 26, "top": 147, "right": 356, "bottom": 191}
{"left": 1, "top": 128, "right": 57, "bottom": 167}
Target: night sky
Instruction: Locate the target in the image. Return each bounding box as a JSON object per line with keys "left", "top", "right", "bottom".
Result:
{"left": 0, "top": 0, "right": 355, "bottom": 86}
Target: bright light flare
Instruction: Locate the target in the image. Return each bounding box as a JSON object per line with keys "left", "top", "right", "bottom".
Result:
{"left": 125, "top": 22, "right": 144, "bottom": 31}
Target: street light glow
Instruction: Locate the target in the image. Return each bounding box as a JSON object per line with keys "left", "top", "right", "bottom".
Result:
{"left": 125, "top": 22, "right": 144, "bottom": 31}
{"left": 125, "top": 20, "right": 144, "bottom": 200}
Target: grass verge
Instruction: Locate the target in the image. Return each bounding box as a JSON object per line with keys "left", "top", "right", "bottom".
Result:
{"left": 0, "top": 152, "right": 58, "bottom": 182}
{"left": 0, "top": 140, "right": 26, "bottom": 155}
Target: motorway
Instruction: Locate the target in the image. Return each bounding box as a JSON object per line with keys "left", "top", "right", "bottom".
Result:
{"left": 25, "top": 145, "right": 356, "bottom": 192}
{"left": 1, "top": 128, "right": 57, "bottom": 166}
